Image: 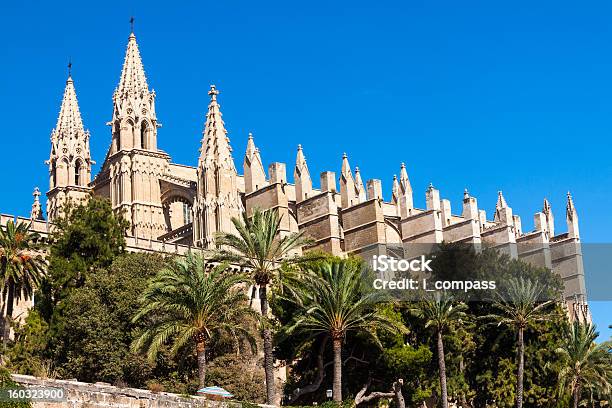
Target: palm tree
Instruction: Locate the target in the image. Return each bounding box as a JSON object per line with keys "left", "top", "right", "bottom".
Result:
{"left": 131, "top": 253, "right": 257, "bottom": 388}
{"left": 483, "top": 277, "right": 553, "bottom": 408}
{"left": 213, "top": 208, "right": 310, "bottom": 404}
{"left": 411, "top": 292, "right": 467, "bottom": 408}
{"left": 283, "top": 259, "right": 406, "bottom": 402}
{"left": 0, "top": 220, "right": 45, "bottom": 343}
{"left": 556, "top": 321, "right": 612, "bottom": 408}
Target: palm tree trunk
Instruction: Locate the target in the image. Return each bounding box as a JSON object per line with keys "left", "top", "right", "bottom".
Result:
{"left": 196, "top": 340, "right": 206, "bottom": 388}
{"left": 259, "top": 284, "right": 276, "bottom": 405}
{"left": 437, "top": 330, "right": 448, "bottom": 408}
{"left": 333, "top": 337, "right": 342, "bottom": 403}
{"left": 393, "top": 380, "right": 405, "bottom": 408}
{"left": 573, "top": 384, "right": 581, "bottom": 408}
{"left": 516, "top": 327, "right": 524, "bottom": 408}
{"left": 2, "top": 282, "right": 15, "bottom": 345}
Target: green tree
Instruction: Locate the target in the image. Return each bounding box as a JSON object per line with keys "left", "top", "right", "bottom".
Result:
{"left": 411, "top": 292, "right": 467, "bottom": 408}
{"left": 4, "top": 310, "right": 49, "bottom": 375}
{"left": 132, "top": 253, "right": 257, "bottom": 388}
{"left": 0, "top": 366, "right": 31, "bottom": 408}
{"left": 206, "top": 354, "right": 267, "bottom": 403}
{"left": 0, "top": 220, "right": 45, "bottom": 344}
{"left": 38, "top": 197, "right": 128, "bottom": 322}
{"left": 483, "top": 277, "right": 554, "bottom": 408}
{"left": 556, "top": 321, "right": 612, "bottom": 408}
{"left": 283, "top": 259, "right": 406, "bottom": 402}
{"left": 53, "top": 253, "right": 164, "bottom": 384}
{"left": 213, "top": 208, "right": 310, "bottom": 404}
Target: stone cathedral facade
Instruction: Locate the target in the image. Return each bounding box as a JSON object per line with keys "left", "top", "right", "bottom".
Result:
{"left": 1, "top": 30, "right": 589, "bottom": 320}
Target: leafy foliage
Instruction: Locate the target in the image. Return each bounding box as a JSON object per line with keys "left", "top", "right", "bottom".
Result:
{"left": 207, "top": 354, "right": 266, "bottom": 403}
{"left": 132, "top": 254, "right": 257, "bottom": 386}
{"left": 0, "top": 220, "right": 46, "bottom": 343}
{"left": 0, "top": 366, "right": 31, "bottom": 408}
{"left": 556, "top": 321, "right": 612, "bottom": 407}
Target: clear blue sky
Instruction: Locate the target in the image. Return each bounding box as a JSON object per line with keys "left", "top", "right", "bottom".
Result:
{"left": 0, "top": 0, "right": 610, "bottom": 339}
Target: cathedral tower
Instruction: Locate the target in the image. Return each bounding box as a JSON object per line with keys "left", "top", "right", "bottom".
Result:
{"left": 193, "top": 86, "right": 243, "bottom": 248}
{"left": 46, "top": 73, "right": 93, "bottom": 221}
{"left": 94, "top": 30, "right": 169, "bottom": 239}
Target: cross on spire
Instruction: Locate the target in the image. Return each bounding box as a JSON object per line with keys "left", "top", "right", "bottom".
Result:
{"left": 130, "top": 16, "right": 135, "bottom": 33}
{"left": 208, "top": 85, "right": 219, "bottom": 101}
{"left": 67, "top": 58, "right": 72, "bottom": 78}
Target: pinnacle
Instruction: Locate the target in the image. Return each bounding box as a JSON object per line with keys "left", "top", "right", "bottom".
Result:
{"left": 116, "top": 32, "right": 149, "bottom": 97}
{"left": 54, "top": 74, "right": 85, "bottom": 138}
{"left": 199, "top": 85, "right": 236, "bottom": 171}
{"left": 496, "top": 191, "right": 508, "bottom": 208}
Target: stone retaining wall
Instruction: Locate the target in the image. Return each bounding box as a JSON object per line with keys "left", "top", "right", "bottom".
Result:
{"left": 11, "top": 374, "right": 255, "bottom": 408}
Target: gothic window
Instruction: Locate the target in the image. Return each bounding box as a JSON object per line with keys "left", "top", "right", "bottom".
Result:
{"left": 74, "top": 160, "right": 82, "bottom": 186}
{"left": 59, "top": 158, "right": 69, "bottom": 186}
{"left": 141, "top": 121, "right": 148, "bottom": 150}
{"left": 51, "top": 161, "right": 56, "bottom": 188}
{"left": 183, "top": 201, "right": 192, "bottom": 224}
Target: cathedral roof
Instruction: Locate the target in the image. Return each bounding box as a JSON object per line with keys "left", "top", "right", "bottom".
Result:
{"left": 115, "top": 33, "right": 149, "bottom": 98}
{"left": 53, "top": 76, "right": 85, "bottom": 139}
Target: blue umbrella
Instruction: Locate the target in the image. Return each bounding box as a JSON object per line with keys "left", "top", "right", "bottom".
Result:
{"left": 197, "top": 386, "right": 234, "bottom": 399}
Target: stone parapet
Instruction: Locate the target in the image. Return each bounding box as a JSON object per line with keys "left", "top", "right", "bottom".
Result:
{"left": 11, "top": 374, "right": 268, "bottom": 408}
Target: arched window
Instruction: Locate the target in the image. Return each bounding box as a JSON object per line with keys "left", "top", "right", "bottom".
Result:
{"left": 183, "top": 201, "right": 192, "bottom": 224}
{"left": 74, "top": 160, "right": 82, "bottom": 186}
{"left": 51, "top": 161, "right": 56, "bottom": 188}
{"left": 141, "top": 121, "right": 148, "bottom": 150}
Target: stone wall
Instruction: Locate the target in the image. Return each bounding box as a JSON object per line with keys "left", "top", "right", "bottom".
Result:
{"left": 11, "top": 374, "right": 255, "bottom": 408}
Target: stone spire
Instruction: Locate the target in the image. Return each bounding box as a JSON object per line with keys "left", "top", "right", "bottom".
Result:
{"left": 543, "top": 198, "right": 555, "bottom": 237}
{"left": 462, "top": 188, "right": 479, "bottom": 220}
{"left": 566, "top": 192, "right": 580, "bottom": 238}
{"left": 109, "top": 31, "right": 158, "bottom": 154}
{"left": 398, "top": 163, "right": 414, "bottom": 218}
{"left": 354, "top": 166, "right": 366, "bottom": 203}
{"left": 30, "top": 187, "right": 44, "bottom": 221}
{"left": 244, "top": 132, "right": 267, "bottom": 194}
{"left": 496, "top": 191, "right": 508, "bottom": 209}
{"left": 391, "top": 175, "right": 400, "bottom": 207}
{"left": 53, "top": 75, "right": 85, "bottom": 141}
{"left": 193, "top": 85, "right": 242, "bottom": 248}
{"left": 116, "top": 32, "right": 149, "bottom": 99}
{"left": 340, "top": 153, "right": 357, "bottom": 208}
{"left": 294, "top": 144, "right": 312, "bottom": 202}
{"left": 198, "top": 85, "right": 236, "bottom": 171}
{"left": 494, "top": 191, "right": 513, "bottom": 225}
{"left": 46, "top": 73, "right": 92, "bottom": 221}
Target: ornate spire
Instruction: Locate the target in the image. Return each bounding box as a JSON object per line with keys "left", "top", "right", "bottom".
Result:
{"left": 397, "top": 163, "right": 414, "bottom": 218}
{"left": 494, "top": 191, "right": 513, "bottom": 224}
{"left": 566, "top": 192, "right": 579, "bottom": 238}
{"left": 193, "top": 85, "right": 242, "bottom": 248}
{"left": 566, "top": 192, "right": 575, "bottom": 219}
{"left": 294, "top": 144, "right": 312, "bottom": 202}
{"left": 543, "top": 198, "right": 555, "bottom": 237}
{"left": 246, "top": 132, "right": 257, "bottom": 160}
{"left": 53, "top": 74, "right": 86, "bottom": 142}
{"left": 496, "top": 191, "right": 508, "bottom": 209}
{"left": 46, "top": 72, "right": 92, "bottom": 222}
{"left": 115, "top": 31, "right": 149, "bottom": 99}
{"left": 30, "top": 187, "right": 44, "bottom": 221}
{"left": 354, "top": 166, "right": 366, "bottom": 203}
{"left": 244, "top": 132, "right": 267, "bottom": 194}
{"left": 392, "top": 175, "right": 400, "bottom": 203}
{"left": 340, "top": 153, "right": 357, "bottom": 208}
{"left": 199, "top": 85, "right": 236, "bottom": 171}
